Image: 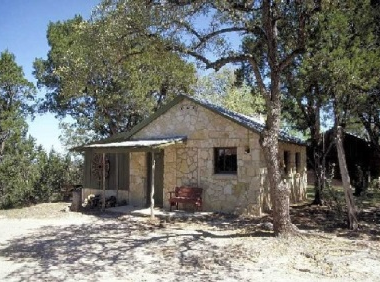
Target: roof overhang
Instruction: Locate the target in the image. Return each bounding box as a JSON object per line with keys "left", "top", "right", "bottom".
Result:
{"left": 72, "top": 136, "right": 187, "bottom": 153}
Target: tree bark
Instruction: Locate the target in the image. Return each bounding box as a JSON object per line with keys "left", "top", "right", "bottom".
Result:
{"left": 259, "top": 0, "right": 298, "bottom": 236}
{"left": 311, "top": 133, "right": 324, "bottom": 205}
{"left": 261, "top": 129, "right": 296, "bottom": 236}
{"left": 336, "top": 126, "right": 359, "bottom": 230}
{"left": 260, "top": 78, "right": 297, "bottom": 236}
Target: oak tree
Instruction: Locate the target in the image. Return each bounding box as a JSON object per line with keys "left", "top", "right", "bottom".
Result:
{"left": 34, "top": 15, "right": 196, "bottom": 145}
{"left": 99, "top": 0, "right": 320, "bottom": 235}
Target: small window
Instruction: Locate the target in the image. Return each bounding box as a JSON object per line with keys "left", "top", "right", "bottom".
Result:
{"left": 214, "top": 147, "right": 237, "bottom": 174}
{"left": 284, "top": 150, "right": 291, "bottom": 174}
{"left": 295, "top": 152, "right": 301, "bottom": 173}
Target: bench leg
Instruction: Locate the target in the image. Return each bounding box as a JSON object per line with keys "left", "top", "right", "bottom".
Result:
{"left": 169, "top": 202, "right": 177, "bottom": 212}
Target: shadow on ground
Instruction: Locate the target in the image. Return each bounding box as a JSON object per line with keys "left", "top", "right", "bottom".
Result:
{"left": 1, "top": 200, "right": 380, "bottom": 281}
{"left": 81, "top": 199, "right": 380, "bottom": 241}
{"left": 0, "top": 214, "right": 259, "bottom": 282}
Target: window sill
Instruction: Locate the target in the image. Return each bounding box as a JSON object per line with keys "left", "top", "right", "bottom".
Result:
{"left": 213, "top": 174, "right": 238, "bottom": 180}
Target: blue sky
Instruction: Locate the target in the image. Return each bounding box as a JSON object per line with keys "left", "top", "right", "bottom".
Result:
{"left": 0, "top": 0, "right": 100, "bottom": 153}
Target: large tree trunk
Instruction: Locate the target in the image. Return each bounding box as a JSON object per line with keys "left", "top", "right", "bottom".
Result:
{"left": 260, "top": 76, "right": 297, "bottom": 236}
{"left": 261, "top": 129, "right": 296, "bottom": 236}
{"left": 336, "top": 126, "right": 359, "bottom": 230}
{"left": 259, "top": 0, "right": 297, "bottom": 235}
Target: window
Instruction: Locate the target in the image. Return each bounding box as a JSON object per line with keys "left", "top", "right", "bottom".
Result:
{"left": 283, "top": 150, "right": 291, "bottom": 174}
{"left": 214, "top": 147, "right": 237, "bottom": 174}
{"left": 295, "top": 152, "right": 301, "bottom": 173}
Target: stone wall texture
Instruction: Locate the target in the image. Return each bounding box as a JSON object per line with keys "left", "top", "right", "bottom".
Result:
{"left": 129, "top": 152, "right": 147, "bottom": 207}
{"left": 129, "top": 99, "right": 307, "bottom": 215}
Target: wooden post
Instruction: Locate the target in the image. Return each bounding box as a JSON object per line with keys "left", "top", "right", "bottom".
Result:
{"left": 150, "top": 152, "right": 155, "bottom": 219}
{"left": 102, "top": 153, "right": 106, "bottom": 211}
{"left": 116, "top": 154, "right": 119, "bottom": 206}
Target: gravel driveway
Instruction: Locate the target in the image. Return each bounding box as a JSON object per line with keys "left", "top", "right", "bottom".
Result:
{"left": 0, "top": 203, "right": 380, "bottom": 282}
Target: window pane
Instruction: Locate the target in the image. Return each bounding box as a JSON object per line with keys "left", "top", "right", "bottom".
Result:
{"left": 295, "top": 152, "right": 301, "bottom": 173}
{"left": 214, "top": 147, "right": 237, "bottom": 174}
{"left": 284, "top": 151, "right": 290, "bottom": 174}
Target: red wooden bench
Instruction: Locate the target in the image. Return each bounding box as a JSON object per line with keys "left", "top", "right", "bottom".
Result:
{"left": 168, "top": 186, "right": 203, "bottom": 211}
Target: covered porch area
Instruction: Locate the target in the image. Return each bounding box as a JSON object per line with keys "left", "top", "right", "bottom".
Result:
{"left": 75, "top": 136, "right": 187, "bottom": 214}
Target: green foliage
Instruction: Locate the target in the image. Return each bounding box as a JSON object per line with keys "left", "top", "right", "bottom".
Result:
{"left": 282, "top": 0, "right": 380, "bottom": 206}
{"left": 0, "top": 50, "right": 36, "bottom": 156}
{"left": 193, "top": 68, "right": 265, "bottom": 116}
{"left": 0, "top": 137, "right": 83, "bottom": 208}
{"left": 280, "top": 0, "right": 380, "bottom": 138}
{"left": 34, "top": 12, "right": 196, "bottom": 146}
{"left": 0, "top": 50, "right": 35, "bottom": 115}
{"left": 0, "top": 50, "right": 82, "bottom": 209}
{"left": 0, "top": 50, "right": 37, "bottom": 208}
{"left": 0, "top": 134, "right": 40, "bottom": 209}
{"left": 33, "top": 149, "right": 83, "bottom": 203}
{"left": 308, "top": 0, "right": 379, "bottom": 123}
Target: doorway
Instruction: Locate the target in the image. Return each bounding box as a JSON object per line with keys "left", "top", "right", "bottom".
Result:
{"left": 147, "top": 151, "right": 164, "bottom": 207}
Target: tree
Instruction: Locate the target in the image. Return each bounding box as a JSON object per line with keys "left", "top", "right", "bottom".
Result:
{"left": 193, "top": 67, "right": 265, "bottom": 116}
{"left": 34, "top": 15, "right": 196, "bottom": 145}
{"left": 0, "top": 133, "right": 41, "bottom": 209}
{"left": 282, "top": 60, "right": 331, "bottom": 205}
{"left": 356, "top": 0, "right": 380, "bottom": 179}
{"left": 0, "top": 50, "right": 35, "bottom": 159}
{"left": 282, "top": 0, "right": 379, "bottom": 228}
{"left": 0, "top": 50, "right": 37, "bottom": 208}
{"left": 102, "top": 0, "right": 319, "bottom": 235}
{"left": 320, "top": 0, "right": 379, "bottom": 229}
{"left": 83, "top": 0, "right": 323, "bottom": 235}
{"left": 34, "top": 149, "right": 83, "bottom": 202}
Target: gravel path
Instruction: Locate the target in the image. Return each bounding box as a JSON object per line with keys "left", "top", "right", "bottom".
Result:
{"left": 0, "top": 203, "right": 380, "bottom": 282}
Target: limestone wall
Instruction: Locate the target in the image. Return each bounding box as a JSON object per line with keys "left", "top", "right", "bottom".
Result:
{"left": 129, "top": 99, "right": 307, "bottom": 215}
{"left": 279, "top": 142, "right": 308, "bottom": 203}
{"left": 129, "top": 152, "right": 147, "bottom": 207}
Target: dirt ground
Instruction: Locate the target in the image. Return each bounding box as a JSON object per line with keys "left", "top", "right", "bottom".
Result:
{"left": 0, "top": 202, "right": 380, "bottom": 282}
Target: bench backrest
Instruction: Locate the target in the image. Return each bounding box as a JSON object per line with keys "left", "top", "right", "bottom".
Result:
{"left": 175, "top": 187, "right": 203, "bottom": 198}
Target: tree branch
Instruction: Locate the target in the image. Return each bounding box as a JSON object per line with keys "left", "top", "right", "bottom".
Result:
{"left": 247, "top": 57, "right": 266, "bottom": 95}
{"left": 172, "top": 20, "right": 262, "bottom": 50}
{"left": 278, "top": 47, "right": 305, "bottom": 72}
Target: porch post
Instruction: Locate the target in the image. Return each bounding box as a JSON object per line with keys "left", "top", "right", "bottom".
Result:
{"left": 102, "top": 153, "right": 106, "bottom": 211}
{"left": 150, "top": 152, "right": 155, "bottom": 219}
{"left": 116, "top": 154, "right": 119, "bottom": 205}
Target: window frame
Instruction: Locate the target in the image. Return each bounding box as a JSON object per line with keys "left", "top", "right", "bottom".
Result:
{"left": 295, "top": 152, "right": 301, "bottom": 173}
{"left": 214, "top": 147, "right": 238, "bottom": 175}
{"left": 283, "top": 150, "right": 291, "bottom": 174}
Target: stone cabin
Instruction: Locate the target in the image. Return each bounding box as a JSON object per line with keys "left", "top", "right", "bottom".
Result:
{"left": 77, "top": 95, "right": 307, "bottom": 215}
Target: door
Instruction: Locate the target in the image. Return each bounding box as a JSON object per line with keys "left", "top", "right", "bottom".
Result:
{"left": 147, "top": 151, "right": 164, "bottom": 207}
